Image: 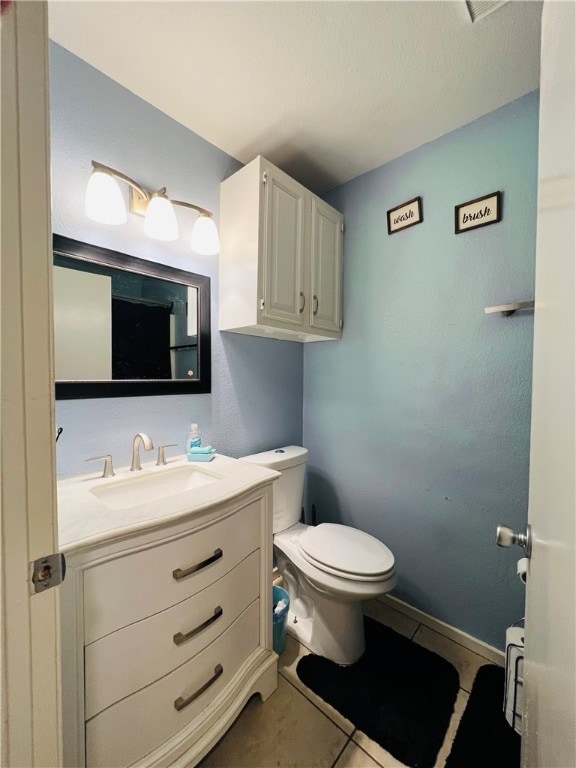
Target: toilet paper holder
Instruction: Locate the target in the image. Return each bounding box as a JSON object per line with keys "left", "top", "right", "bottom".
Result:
{"left": 496, "top": 524, "right": 532, "bottom": 558}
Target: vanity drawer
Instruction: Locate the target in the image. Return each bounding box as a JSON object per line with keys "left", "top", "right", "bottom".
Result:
{"left": 86, "top": 599, "right": 260, "bottom": 768}
{"left": 85, "top": 550, "right": 260, "bottom": 718}
{"left": 84, "top": 501, "right": 260, "bottom": 643}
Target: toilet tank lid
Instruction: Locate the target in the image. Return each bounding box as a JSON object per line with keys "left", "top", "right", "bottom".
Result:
{"left": 240, "top": 445, "right": 308, "bottom": 471}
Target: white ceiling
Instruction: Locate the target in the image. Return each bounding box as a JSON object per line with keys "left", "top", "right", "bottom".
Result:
{"left": 48, "top": 0, "right": 542, "bottom": 193}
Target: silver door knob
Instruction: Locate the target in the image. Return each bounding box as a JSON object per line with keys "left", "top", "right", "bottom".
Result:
{"left": 496, "top": 524, "right": 532, "bottom": 557}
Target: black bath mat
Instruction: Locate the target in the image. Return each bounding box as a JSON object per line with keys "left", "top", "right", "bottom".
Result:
{"left": 296, "top": 617, "right": 459, "bottom": 768}
{"left": 445, "top": 665, "right": 520, "bottom": 768}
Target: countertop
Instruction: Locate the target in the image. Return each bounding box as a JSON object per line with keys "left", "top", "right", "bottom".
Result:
{"left": 57, "top": 453, "right": 279, "bottom": 553}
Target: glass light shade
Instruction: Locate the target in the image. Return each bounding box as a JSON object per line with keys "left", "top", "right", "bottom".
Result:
{"left": 144, "top": 194, "right": 178, "bottom": 241}
{"left": 190, "top": 214, "right": 220, "bottom": 255}
{"left": 85, "top": 170, "right": 127, "bottom": 225}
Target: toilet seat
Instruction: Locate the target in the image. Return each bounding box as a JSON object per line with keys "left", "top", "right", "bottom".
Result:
{"left": 296, "top": 523, "right": 395, "bottom": 582}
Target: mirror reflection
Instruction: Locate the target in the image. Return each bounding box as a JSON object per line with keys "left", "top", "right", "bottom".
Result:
{"left": 54, "top": 255, "right": 198, "bottom": 381}
{"left": 53, "top": 235, "right": 211, "bottom": 399}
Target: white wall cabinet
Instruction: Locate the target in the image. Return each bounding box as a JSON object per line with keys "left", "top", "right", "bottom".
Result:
{"left": 219, "top": 155, "right": 343, "bottom": 342}
{"left": 60, "top": 479, "right": 277, "bottom": 768}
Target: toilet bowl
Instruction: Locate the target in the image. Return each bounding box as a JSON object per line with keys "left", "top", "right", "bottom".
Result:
{"left": 240, "top": 446, "right": 396, "bottom": 665}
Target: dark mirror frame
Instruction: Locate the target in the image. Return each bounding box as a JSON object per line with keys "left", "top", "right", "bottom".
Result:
{"left": 53, "top": 234, "right": 211, "bottom": 399}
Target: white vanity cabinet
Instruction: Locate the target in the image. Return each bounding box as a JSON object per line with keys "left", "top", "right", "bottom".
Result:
{"left": 59, "top": 463, "right": 277, "bottom": 768}
{"left": 219, "top": 155, "right": 343, "bottom": 342}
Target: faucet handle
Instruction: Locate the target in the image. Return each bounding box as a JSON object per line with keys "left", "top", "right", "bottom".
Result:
{"left": 86, "top": 454, "right": 115, "bottom": 478}
{"left": 157, "top": 444, "right": 177, "bottom": 466}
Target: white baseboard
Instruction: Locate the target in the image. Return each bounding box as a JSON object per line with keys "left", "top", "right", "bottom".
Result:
{"left": 379, "top": 593, "right": 505, "bottom": 665}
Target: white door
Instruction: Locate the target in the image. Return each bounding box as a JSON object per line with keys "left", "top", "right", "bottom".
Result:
{"left": 0, "top": 3, "right": 62, "bottom": 766}
{"left": 522, "top": 2, "right": 575, "bottom": 767}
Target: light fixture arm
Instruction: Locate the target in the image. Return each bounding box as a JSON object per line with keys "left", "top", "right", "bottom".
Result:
{"left": 171, "top": 199, "right": 213, "bottom": 218}
{"left": 91, "top": 161, "right": 150, "bottom": 202}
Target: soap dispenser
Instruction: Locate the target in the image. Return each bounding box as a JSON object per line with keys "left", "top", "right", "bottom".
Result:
{"left": 187, "top": 423, "right": 202, "bottom": 451}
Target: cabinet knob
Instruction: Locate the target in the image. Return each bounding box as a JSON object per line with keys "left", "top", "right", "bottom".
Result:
{"left": 313, "top": 295, "right": 319, "bottom": 316}
{"left": 299, "top": 292, "right": 306, "bottom": 314}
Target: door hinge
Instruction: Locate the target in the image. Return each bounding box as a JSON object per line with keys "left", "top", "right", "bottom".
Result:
{"left": 340, "top": 222, "right": 344, "bottom": 233}
{"left": 339, "top": 318, "right": 343, "bottom": 329}
{"left": 260, "top": 298, "right": 265, "bottom": 311}
{"left": 31, "top": 552, "right": 66, "bottom": 594}
{"left": 262, "top": 171, "right": 267, "bottom": 183}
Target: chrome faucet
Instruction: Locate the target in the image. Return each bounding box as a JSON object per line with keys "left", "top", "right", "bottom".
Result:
{"left": 130, "top": 432, "right": 154, "bottom": 471}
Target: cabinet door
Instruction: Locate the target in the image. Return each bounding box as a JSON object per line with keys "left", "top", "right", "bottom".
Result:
{"left": 310, "top": 198, "right": 343, "bottom": 334}
{"left": 261, "top": 168, "right": 307, "bottom": 327}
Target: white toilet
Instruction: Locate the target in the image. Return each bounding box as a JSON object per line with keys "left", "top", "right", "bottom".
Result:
{"left": 241, "top": 446, "right": 396, "bottom": 665}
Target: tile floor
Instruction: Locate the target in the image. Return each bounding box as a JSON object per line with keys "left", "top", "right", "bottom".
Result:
{"left": 199, "top": 598, "right": 500, "bottom": 768}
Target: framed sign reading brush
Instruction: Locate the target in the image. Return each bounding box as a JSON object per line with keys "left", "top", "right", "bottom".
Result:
{"left": 387, "top": 196, "right": 423, "bottom": 235}
{"left": 455, "top": 191, "right": 502, "bottom": 234}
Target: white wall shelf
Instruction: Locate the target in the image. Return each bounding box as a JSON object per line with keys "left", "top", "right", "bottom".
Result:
{"left": 484, "top": 300, "right": 535, "bottom": 317}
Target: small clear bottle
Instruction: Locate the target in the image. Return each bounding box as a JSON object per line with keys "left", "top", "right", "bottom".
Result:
{"left": 187, "top": 423, "right": 202, "bottom": 450}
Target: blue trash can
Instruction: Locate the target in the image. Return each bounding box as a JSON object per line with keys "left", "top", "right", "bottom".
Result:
{"left": 272, "top": 585, "right": 290, "bottom": 654}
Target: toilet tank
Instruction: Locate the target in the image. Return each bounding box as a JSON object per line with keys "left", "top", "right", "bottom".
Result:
{"left": 240, "top": 446, "right": 308, "bottom": 533}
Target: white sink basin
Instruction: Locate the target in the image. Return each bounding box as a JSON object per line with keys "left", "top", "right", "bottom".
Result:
{"left": 90, "top": 465, "right": 219, "bottom": 510}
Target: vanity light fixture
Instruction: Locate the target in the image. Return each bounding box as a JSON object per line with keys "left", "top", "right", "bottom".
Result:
{"left": 85, "top": 161, "right": 220, "bottom": 254}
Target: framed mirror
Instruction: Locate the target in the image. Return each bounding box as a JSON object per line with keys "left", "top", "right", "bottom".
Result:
{"left": 53, "top": 235, "right": 211, "bottom": 399}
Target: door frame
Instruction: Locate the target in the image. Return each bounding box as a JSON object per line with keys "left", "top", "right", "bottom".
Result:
{"left": 0, "top": 2, "right": 62, "bottom": 765}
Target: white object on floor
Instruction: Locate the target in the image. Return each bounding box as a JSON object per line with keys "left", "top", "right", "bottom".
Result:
{"left": 504, "top": 625, "right": 524, "bottom": 734}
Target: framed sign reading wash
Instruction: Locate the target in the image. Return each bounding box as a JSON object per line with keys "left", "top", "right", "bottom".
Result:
{"left": 387, "top": 196, "right": 423, "bottom": 235}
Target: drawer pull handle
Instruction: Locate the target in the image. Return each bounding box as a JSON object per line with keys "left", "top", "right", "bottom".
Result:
{"left": 172, "top": 549, "right": 223, "bottom": 581}
{"left": 173, "top": 606, "right": 223, "bottom": 646}
{"left": 174, "top": 664, "right": 223, "bottom": 712}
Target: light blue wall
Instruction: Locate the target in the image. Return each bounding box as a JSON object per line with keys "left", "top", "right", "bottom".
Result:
{"left": 305, "top": 92, "right": 540, "bottom": 649}
{"left": 50, "top": 43, "right": 303, "bottom": 477}
{"left": 52, "top": 41, "right": 538, "bottom": 648}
